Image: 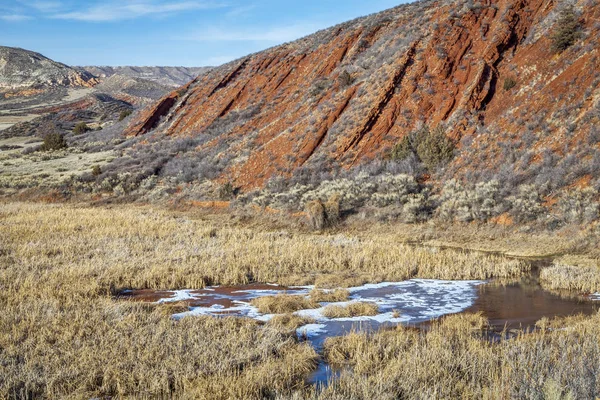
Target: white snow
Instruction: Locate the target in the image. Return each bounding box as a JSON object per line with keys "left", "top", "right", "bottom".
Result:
{"left": 297, "top": 324, "right": 328, "bottom": 338}
{"left": 165, "top": 279, "right": 485, "bottom": 342}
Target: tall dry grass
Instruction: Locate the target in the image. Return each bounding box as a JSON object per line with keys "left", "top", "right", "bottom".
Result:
{"left": 321, "top": 302, "right": 379, "bottom": 318}
{"left": 0, "top": 202, "right": 530, "bottom": 299}
{"left": 301, "top": 312, "right": 600, "bottom": 399}
{"left": 540, "top": 256, "right": 600, "bottom": 293}
{"left": 0, "top": 202, "right": 585, "bottom": 398}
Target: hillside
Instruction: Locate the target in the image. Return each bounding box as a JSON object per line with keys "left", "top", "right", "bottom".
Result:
{"left": 125, "top": 0, "right": 599, "bottom": 194}
{"left": 81, "top": 66, "right": 211, "bottom": 87}
{"left": 0, "top": 46, "right": 97, "bottom": 91}
{"left": 1, "top": 0, "right": 599, "bottom": 229}
{"left": 0, "top": 48, "right": 205, "bottom": 139}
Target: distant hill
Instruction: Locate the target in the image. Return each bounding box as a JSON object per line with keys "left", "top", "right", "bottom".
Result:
{"left": 81, "top": 66, "right": 211, "bottom": 87}
{"left": 0, "top": 46, "right": 210, "bottom": 135}
{"left": 0, "top": 46, "right": 98, "bottom": 90}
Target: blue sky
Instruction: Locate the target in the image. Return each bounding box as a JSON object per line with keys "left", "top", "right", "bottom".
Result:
{"left": 1, "top": 0, "right": 409, "bottom": 67}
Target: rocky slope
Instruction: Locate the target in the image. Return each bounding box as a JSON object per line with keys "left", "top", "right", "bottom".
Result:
{"left": 127, "top": 0, "right": 600, "bottom": 192}
{"left": 0, "top": 46, "right": 98, "bottom": 91}
{"left": 81, "top": 66, "right": 211, "bottom": 87}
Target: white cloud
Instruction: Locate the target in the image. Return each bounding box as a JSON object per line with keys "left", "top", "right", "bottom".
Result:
{"left": 51, "top": 0, "right": 225, "bottom": 22}
{"left": 181, "top": 24, "right": 318, "bottom": 43}
{"left": 0, "top": 14, "right": 33, "bottom": 21}
{"left": 22, "top": 1, "right": 63, "bottom": 12}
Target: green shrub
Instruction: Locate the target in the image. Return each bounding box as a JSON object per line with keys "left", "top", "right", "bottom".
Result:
{"left": 503, "top": 77, "right": 517, "bottom": 91}
{"left": 390, "top": 132, "right": 417, "bottom": 162}
{"left": 551, "top": 5, "right": 582, "bottom": 53}
{"left": 73, "top": 122, "right": 90, "bottom": 135}
{"left": 338, "top": 70, "right": 355, "bottom": 88}
{"left": 40, "top": 133, "right": 67, "bottom": 152}
{"left": 392, "top": 125, "right": 455, "bottom": 171}
{"left": 119, "top": 110, "right": 133, "bottom": 121}
{"left": 417, "top": 126, "right": 455, "bottom": 171}
{"left": 218, "top": 182, "right": 234, "bottom": 200}
{"left": 92, "top": 165, "right": 102, "bottom": 177}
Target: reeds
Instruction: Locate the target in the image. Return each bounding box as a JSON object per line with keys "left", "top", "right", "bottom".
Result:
{"left": 321, "top": 302, "right": 379, "bottom": 318}
{"left": 315, "top": 312, "right": 600, "bottom": 399}
{"left": 251, "top": 295, "right": 319, "bottom": 314}
{"left": 0, "top": 202, "right": 586, "bottom": 399}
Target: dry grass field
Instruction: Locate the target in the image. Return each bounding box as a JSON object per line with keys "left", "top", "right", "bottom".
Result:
{"left": 1, "top": 201, "right": 599, "bottom": 398}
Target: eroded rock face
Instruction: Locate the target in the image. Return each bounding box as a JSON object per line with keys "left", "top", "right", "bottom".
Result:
{"left": 129, "top": 0, "right": 600, "bottom": 189}
{"left": 0, "top": 46, "right": 98, "bottom": 90}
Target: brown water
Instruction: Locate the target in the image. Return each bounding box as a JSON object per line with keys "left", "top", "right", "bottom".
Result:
{"left": 467, "top": 280, "right": 597, "bottom": 331}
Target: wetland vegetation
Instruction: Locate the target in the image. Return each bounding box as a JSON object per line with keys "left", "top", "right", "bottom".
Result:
{"left": 1, "top": 201, "right": 600, "bottom": 398}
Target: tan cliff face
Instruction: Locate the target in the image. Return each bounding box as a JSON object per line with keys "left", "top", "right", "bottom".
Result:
{"left": 128, "top": 0, "right": 600, "bottom": 190}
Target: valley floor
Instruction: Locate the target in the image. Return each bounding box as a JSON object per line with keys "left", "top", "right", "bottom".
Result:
{"left": 1, "top": 201, "right": 600, "bottom": 398}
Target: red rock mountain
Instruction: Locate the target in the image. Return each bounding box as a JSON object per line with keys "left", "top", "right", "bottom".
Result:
{"left": 128, "top": 0, "right": 600, "bottom": 190}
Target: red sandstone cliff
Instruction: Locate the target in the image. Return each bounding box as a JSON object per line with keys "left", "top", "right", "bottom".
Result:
{"left": 128, "top": 0, "right": 600, "bottom": 190}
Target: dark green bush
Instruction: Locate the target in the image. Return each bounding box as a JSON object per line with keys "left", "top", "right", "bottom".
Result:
{"left": 391, "top": 125, "right": 455, "bottom": 171}
{"left": 218, "top": 182, "right": 235, "bottom": 200}
{"left": 551, "top": 5, "right": 582, "bottom": 53}
{"left": 503, "top": 77, "right": 517, "bottom": 91}
{"left": 40, "top": 133, "right": 67, "bottom": 152}
{"left": 338, "top": 70, "right": 355, "bottom": 88}
{"left": 119, "top": 110, "right": 133, "bottom": 121}
{"left": 73, "top": 122, "right": 90, "bottom": 135}
{"left": 92, "top": 165, "right": 102, "bottom": 177}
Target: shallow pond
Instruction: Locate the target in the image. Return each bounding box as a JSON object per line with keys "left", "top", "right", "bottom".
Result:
{"left": 120, "top": 277, "right": 599, "bottom": 385}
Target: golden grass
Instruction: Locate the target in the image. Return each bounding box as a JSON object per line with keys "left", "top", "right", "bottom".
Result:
{"left": 1, "top": 201, "right": 594, "bottom": 398}
{"left": 0, "top": 202, "right": 531, "bottom": 299}
{"left": 251, "top": 295, "right": 319, "bottom": 314}
{"left": 309, "top": 288, "right": 350, "bottom": 302}
{"left": 540, "top": 260, "right": 600, "bottom": 293}
{"left": 268, "top": 314, "right": 316, "bottom": 331}
{"left": 321, "top": 302, "right": 379, "bottom": 318}
{"left": 0, "top": 299, "right": 318, "bottom": 399}
{"left": 311, "top": 312, "right": 600, "bottom": 399}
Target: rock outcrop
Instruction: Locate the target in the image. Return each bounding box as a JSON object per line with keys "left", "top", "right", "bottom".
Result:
{"left": 127, "top": 0, "right": 600, "bottom": 190}
{"left": 0, "top": 46, "right": 98, "bottom": 90}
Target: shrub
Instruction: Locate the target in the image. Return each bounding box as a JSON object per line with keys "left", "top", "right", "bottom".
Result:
{"left": 306, "top": 200, "right": 327, "bottom": 230}
{"left": 91, "top": 165, "right": 102, "bottom": 177}
{"left": 119, "top": 110, "right": 133, "bottom": 121}
{"left": 73, "top": 122, "right": 90, "bottom": 135}
{"left": 218, "top": 182, "right": 235, "bottom": 200}
{"left": 508, "top": 184, "right": 546, "bottom": 223}
{"left": 338, "top": 70, "right": 355, "bottom": 88}
{"left": 558, "top": 187, "right": 599, "bottom": 224}
{"left": 324, "top": 194, "right": 342, "bottom": 226}
{"left": 503, "top": 77, "right": 517, "bottom": 91}
{"left": 40, "top": 133, "right": 67, "bottom": 152}
{"left": 437, "top": 180, "right": 501, "bottom": 222}
{"left": 390, "top": 133, "right": 416, "bottom": 162}
{"left": 551, "top": 5, "right": 582, "bottom": 53}
{"left": 391, "top": 125, "right": 455, "bottom": 171}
